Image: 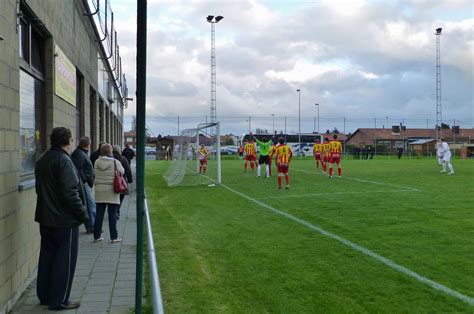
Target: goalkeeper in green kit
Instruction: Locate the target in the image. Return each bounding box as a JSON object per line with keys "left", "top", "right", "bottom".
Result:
{"left": 254, "top": 136, "right": 273, "bottom": 178}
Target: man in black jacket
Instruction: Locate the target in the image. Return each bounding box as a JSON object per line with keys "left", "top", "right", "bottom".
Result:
{"left": 35, "top": 127, "right": 89, "bottom": 311}
{"left": 90, "top": 142, "right": 105, "bottom": 166}
{"left": 122, "top": 144, "right": 135, "bottom": 165}
{"left": 71, "top": 137, "right": 96, "bottom": 233}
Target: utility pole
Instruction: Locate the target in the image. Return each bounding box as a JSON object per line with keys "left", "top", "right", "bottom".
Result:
{"left": 297, "top": 89, "right": 301, "bottom": 155}
{"left": 271, "top": 114, "right": 275, "bottom": 134}
{"left": 453, "top": 118, "right": 456, "bottom": 156}
{"left": 316, "top": 103, "right": 320, "bottom": 133}
{"left": 435, "top": 27, "right": 443, "bottom": 139}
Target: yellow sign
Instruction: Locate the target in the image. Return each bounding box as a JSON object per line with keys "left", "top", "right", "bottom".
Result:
{"left": 55, "top": 45, "right": 76, "bottom": 106}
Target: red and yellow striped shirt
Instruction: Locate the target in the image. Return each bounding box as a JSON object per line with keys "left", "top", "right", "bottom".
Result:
{"left": 322, "top": 143, "right": 330, "bottom": 156}
{"left": 269, "top": 145, "right": 276, "bottom": 158}
{"left": 199, "top": 147, "right": 207, "bottom": 158}
{"left": 244, "top": 142, "right": 256, "bottom": 156}
{"left": 276, "top": 144, "right": 292, "bottom": 164}
{"left": 313, "top": 143, "right": 322, "bottom": 154}
{"left": 329, "top": 140, "right": 342, "bottom": 154}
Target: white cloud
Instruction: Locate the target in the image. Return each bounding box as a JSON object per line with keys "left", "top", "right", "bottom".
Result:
{"left": 359, "top": 71, "right": 380, "bottom": 80}
{"left": 110, "top": 0, "right": 473, "bottom": 134}
{"left": 265, "top": 61, "right": 345, "bottom": 83}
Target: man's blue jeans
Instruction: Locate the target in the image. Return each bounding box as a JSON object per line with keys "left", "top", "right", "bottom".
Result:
{"left": 84, "top": 184, "right": 96, "bottom": 231}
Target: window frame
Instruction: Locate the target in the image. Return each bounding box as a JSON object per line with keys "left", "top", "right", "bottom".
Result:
{"left": 18, "top": 13, "right": 47, "bottom": 182}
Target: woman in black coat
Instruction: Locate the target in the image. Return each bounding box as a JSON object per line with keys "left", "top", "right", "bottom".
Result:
{"left": 113, "top": 145, "right": 133, "bottom": 219}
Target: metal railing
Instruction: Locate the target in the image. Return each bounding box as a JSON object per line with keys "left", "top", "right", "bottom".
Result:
{"left": 144, "top": 198, "right": 165, "bottom": 314}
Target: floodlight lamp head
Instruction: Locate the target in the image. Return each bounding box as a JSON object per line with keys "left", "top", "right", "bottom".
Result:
{"left": 207, "top": 15, "right": 214, "bottom": 22}
{"left": 436, "top": 27, "right": 442, "bottom": 34}
{"left": 215, "top": 16, "right": 224, "bottom": 23}
{"left": 296, "top": 89, "right": 300, "bottom": 92}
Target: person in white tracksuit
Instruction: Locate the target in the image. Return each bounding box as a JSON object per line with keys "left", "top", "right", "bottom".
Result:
{"left": 437, "top": 139, "right": 455, "bottom": 174}
{"left": 436, "top": 141, "right": 443, "bottom": 166}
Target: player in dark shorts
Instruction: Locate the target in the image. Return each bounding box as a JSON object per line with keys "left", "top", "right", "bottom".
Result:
{"left": 254, "top": 136, "right": 272, "bottom": 177}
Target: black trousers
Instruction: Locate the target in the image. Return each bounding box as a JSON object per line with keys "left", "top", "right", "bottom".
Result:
{"left": 37, "top": 225, "right": 79, "bottom": 309}
{"left": 94, "top": 203, "right": 120, "bottom": 240}
{"left": 117, "top": 194, "right": 126, "bottom": 218}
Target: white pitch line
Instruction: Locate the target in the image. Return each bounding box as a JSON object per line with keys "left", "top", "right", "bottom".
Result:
{"left": 220, "top": 183, "right": 474, "bottom": 307}
{"left": 292, "top": 168, "right": 422, "bottom": 192}
{"left": 257, "top": 189, "right": 418, "bottom": 200}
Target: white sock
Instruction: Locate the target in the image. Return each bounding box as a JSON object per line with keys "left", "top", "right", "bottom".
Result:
{"left": 257, "top": 165, "right": 261, "bottom": 176}
{"left": 448, "top": 163, "right": 454, "bottom": 173}
{"left": 265, "top": 165, "right": 269, "bottom": 177}
{"left": 442, "top": 163, "right": 446, "bottom": 172}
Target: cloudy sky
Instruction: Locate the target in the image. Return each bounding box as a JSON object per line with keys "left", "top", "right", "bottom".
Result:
{"left": 111, "top": 0, "right": 473, "bottom": 135}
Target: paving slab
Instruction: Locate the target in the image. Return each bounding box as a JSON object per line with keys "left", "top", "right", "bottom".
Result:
{"left": 11, "top": 180, "right": 138, "bottom": 314}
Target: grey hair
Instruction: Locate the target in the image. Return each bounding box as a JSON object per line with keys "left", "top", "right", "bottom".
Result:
{"left": 79, "top": 136, "right": 91, "bottom": 148}
{"left": 113, "top": 145, "right": 122, "bottom": 154}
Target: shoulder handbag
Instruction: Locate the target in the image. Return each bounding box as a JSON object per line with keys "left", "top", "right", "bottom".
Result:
{"left": 113, "top": 160, "right": 129, "bottom": 194}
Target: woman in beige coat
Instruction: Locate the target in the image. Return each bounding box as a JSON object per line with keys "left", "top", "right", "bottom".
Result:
{"left": 93, "top": 143, "right": 124, "bottom": 243}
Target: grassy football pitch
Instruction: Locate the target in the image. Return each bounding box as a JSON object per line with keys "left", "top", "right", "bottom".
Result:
{"left": 145, "top": 157, "right": 473, "bottom": 312}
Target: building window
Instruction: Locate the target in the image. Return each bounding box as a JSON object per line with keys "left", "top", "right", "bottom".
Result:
{"left": 99, "top": 99, "right": 104, "bottom": 141}
{"left": 105, "top": 106, "right": 110, "bottom": 142}
{"left": 19, "top": 13, "right": 46, "bottom": 178}
{"left": 30, "top": 28, "right": 44, "bottom": 73}
{"left": 76, "top": 71, "right": 84, "bottom": 143}
{"left": 19, "top": 19, "right": 29, "bottom": 61}
{"left": 20, "top": 71, "right": 36, "bottom": 175}
{"left": 127, "top": 137, "right": 133, "bottom": 142}
{"left": 90, "top": 87, "right": 97, "bottom": 150}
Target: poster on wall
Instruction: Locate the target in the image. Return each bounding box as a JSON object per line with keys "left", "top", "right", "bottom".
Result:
{"left": 55, "top": 45, "right": 76, "bottom": 106}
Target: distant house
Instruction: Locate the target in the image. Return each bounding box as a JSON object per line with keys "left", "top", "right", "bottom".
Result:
{"left": 124, "top": 131, "right": 136, "bottom": 148}
{"left": 346, "top": 127, "right": 474, "bottom": 155}
{"left": 221, "top": 134, "right": 240, "bottom": 146}
{"left": 408, "top": 139, "right": 437, "bottom": 156}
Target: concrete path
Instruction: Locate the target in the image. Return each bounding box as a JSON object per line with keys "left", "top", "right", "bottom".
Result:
{"left": 11, "top": 187, "right": 137, "bottom": 313}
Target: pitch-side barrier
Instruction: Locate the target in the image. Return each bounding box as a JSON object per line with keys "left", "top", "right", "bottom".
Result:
{"left": 145, "top": 197, "right": 165, "bottom": 314}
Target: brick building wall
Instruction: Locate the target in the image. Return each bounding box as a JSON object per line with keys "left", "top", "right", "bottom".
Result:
{"left": 0, "top": 0, "right": 125, "bottom": 312}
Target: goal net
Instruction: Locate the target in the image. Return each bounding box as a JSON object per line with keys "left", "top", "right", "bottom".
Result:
{"left": 163, "top": 122, "right": 221, "bottom": 187}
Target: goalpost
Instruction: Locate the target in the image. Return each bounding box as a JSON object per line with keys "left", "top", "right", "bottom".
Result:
{"left": 163, "top": 122, "right": 221, "bottom": 187}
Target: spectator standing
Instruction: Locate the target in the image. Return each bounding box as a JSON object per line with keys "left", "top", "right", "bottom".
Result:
{"left": 113, "top": 145, "right": 133, "bottom": 219}
{"left": 94, "top": 144, "right": 125, "bottom": 243}
{"left": 71, "top": 137, "right": 96, "bottom": 234}
{"left": 397, "top": 146, "right": 404, "bottom": 159}
{"left": 361, "top": 146, "right": 367, "bottom": 160}
{"left": 35, "top": 127, "right": 88, "bottom": 311}
{"left": 122, "top": 144, "right": 136, "bottom": 165}
{"left": 90, "top": 142, "right": 105, "bottom": 166}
